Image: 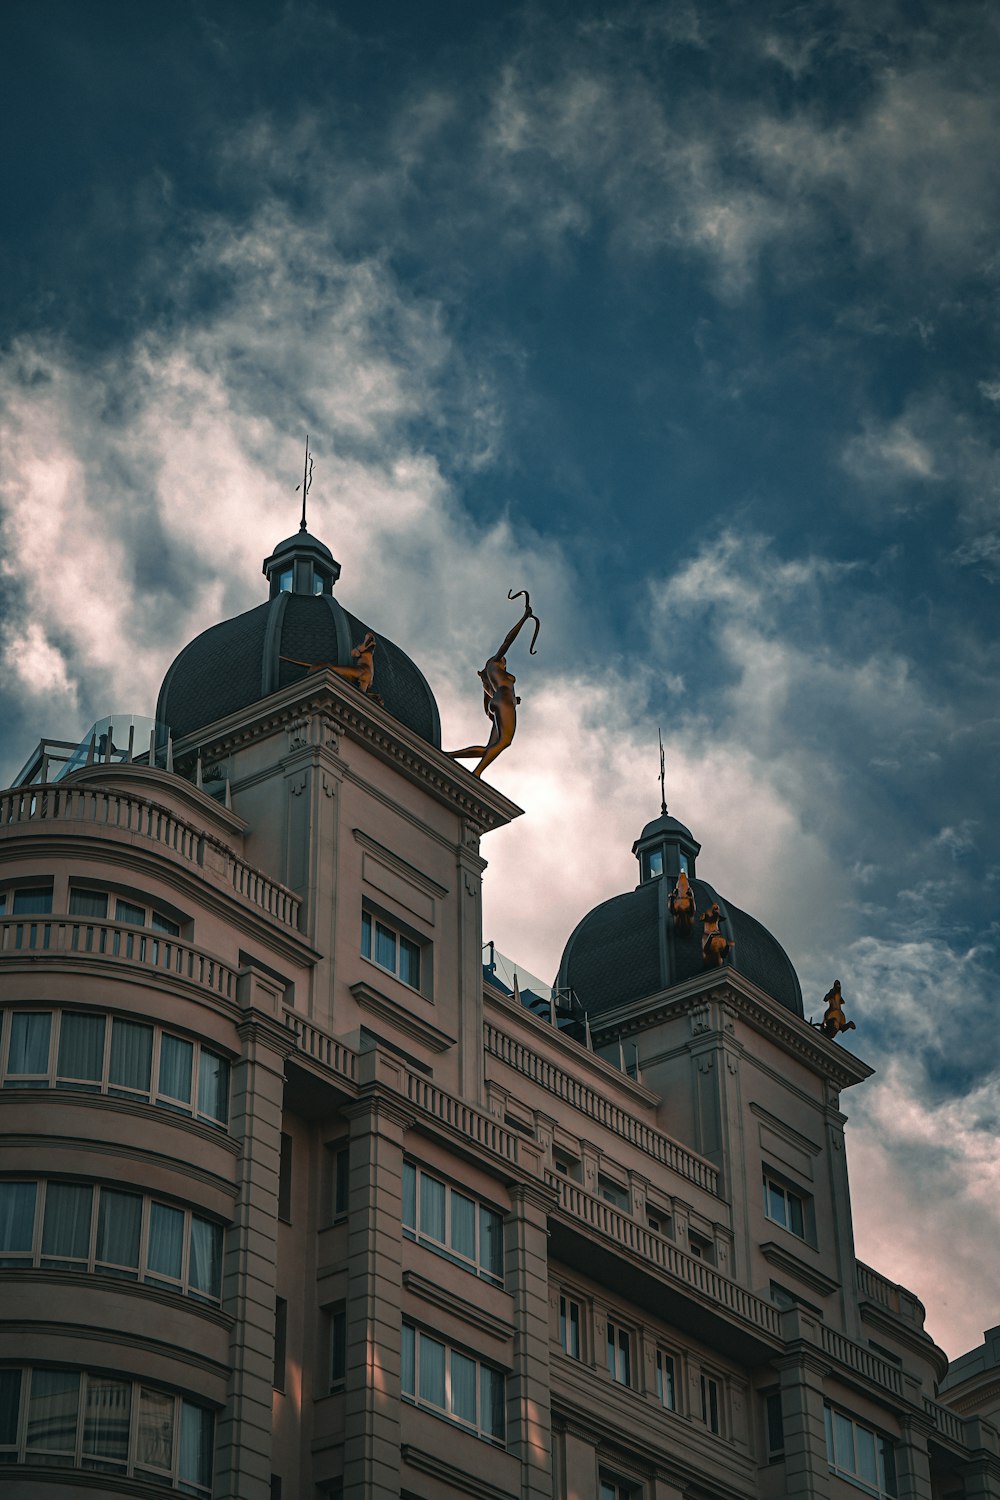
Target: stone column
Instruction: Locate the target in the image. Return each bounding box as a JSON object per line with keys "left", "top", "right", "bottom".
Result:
{"left": 456, "top": 822, "right": 488, "bottom": 1105}
{"left": 561, "top": 1423, "right": 597, "bottom": 1500}
{"left": 341, "top": 1088, "right": 411, "bottom": 1500}
{"left": 506, "top": 1184, "right": 553, "bottom": 1500}
{"left": 960, "top": 1447, "right": 1000, "bottom": 1500}
{"left": 215, "top": 969, "right": 293, "bottom": 1500}
{"left": 896, "top": 1416, "right": 934, "bottom": 1500}
{"left": 774, "top": 1344, "right": 832, "bottom": 1500}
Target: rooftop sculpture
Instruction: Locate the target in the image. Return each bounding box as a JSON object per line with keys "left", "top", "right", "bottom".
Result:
{"left": 447, "top": 589, "right": 540, "bottom": 778}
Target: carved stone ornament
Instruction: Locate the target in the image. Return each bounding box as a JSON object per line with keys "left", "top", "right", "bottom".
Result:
{"left": 690, "top": 1002, "right": 713, "bottom": 1035}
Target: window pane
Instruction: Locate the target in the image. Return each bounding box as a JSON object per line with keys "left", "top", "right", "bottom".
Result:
{"left": 136, "top": 1386, "right": 174, "bottom": 1471}
{"left": 418, "top": 1332, "right": 446, "bottom": 1407}
{"left": 658, "top": 1352, "right": 675, "bottom": 1409}
{"left": 96, "top": 1188, "right": 142, "bottom": 1274}
{"left": 334, "top": 1146, "right": 349, "bottom": 1218}
{"left": 158, "top": 1035, "right": 193, "bottom": 1104}
{"left": 856, "top": 1425, "right": 878, "bottom": 1486}
{"left": 147, "top": 1202, "right": 184, "bottom": 1281}
{"left": 83, "top": 1376, "right": 130, "bottom": 1468}
{"left": 402, "top": 1162, "right": 416, "bottom": 1230}
{"left": 0, "top": 1368, "right": 21, "bottom": 1450}
{"left": 13, "top": 888, "right": 52, "bottom": 915}
{"left": 401, "top": 1324, "right": 415, "bottom": 1396}
{"left": 197, "top": 1050, "right": 229, "bottom": 1124}
{"left": 57, "top": 1013, "right": 106, "bottom": 1083}
{"left": 7, "top": 1012, "right": 52, "bottom": 1077}
{"left": 189, "top": 1217, "right": 223, "bottom": 1298}
{"left": 0, "top": 1180, "right": 37, "bottom": 1259}
{"left": 451, "top": 1192, "right": 476, "bottom": 1259}
{"left": 451, "top": 1350, "right": 477, "bottom": 1424}
{"left": 42, "top": 1182, "right": 93, "bottom": 1263}
{"left": 419, "top": 1174, "right": 446, "bottom": 1242}
{"left": 151, "top": 910, "right": 180, "bottom": 936}
{"left": 330, "top": 1305, "right": 347, "bottom": 1384}
{"left": 880, "top": 1436, "right": 898, "bottom": 1496}
{"left": 27, "top": 1368, "right": 80, "bottom": 1461}
{"left": 789, "top": 1194, "right": 805, "bottom": 1238}
{"left": 361, "top": 910, "right": 372, "bottom": 960}
{"left": 767, "top": 1181, "right": 786, "bottom": 1225}
{"left": 374, "top": 921, "right": 396, "bottom": 972}
{"left": 480, "top": 1365, "right": 505, "bottom": 1440}
{"left": 618, "top": 1329, "right": 631, "bottom": 1385}
{"left": 70, "top": 890, "right": 108, "bottom": 918}
{"left": 115, "top": 898, "right": 146, "bottom": 926}
{"left": 108, "top": 1019, "right": 152, "bottom": 1093}
{"left": 399, "top": 936, "right": 420, "bottom": 988}
{"left": 835, "top": 1411, "right": 855, "bottom": 1470}
{"left": 479, "top": 1205, "right": 504, "bottom": 1278}
{"left": 179, "top": 1401, "right": 213, "bottom": 1492}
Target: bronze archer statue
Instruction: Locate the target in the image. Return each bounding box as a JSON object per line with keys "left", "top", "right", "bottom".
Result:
{"left": 447, "top": 590, "right": 540, "bottom": 778}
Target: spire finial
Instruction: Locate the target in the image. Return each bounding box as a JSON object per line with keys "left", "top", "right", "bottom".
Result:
{"left": 658, "top": 727, "right": 667, "bottom": 815}
{"left": 296, "top": 434, "right": 314, "bottom": 532}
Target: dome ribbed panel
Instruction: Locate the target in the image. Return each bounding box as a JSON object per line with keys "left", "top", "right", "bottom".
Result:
{"left": 343, "top": 609, "right": 441, "bottom": 747}
{"left": 157, "top": 601, "right": 272, "bottom": 738}
{"left": 563, "top": 880, "right": 662, "bottom": 1014}
{"left": 277, "top": 595, "right": 344, "bottom": 688}
{"left": 726, "top": 903, "right": 802, "bottom": 1014}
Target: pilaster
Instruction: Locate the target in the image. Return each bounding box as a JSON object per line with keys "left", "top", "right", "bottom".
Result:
{"left": 896, "top": 1415, "right": 934, "bottom": 1500}
{"left": 457, "top": 822, "right": 487, "bottom": 1104}
{"left": 506, "top": 1183, "right": 553, "bottom": 1500}
{"left": 775, "top": 1345, "right": 832, "bottom": 1500}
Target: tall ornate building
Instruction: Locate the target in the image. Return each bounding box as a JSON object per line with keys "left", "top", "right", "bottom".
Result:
{"left": 1, "top": 525, "right": 998, "bottom": 1500}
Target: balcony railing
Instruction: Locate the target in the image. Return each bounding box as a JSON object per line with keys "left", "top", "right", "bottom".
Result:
{"left": 283, "top": 1012, "right": 358, "bottom": 1085}
{"left": 0, "top": 915, "right": 239, "bottom": 1002}
{"left": 0, "top": 783, "right": 300, "bottom": 930}
{"left": 551, "top": 1177, "right": 781, "bottom": 1340}
{"left": 855, "top": 1259, "right": 926, "bottom": 1330}
{"left": 485, "top": 1021, "right": 719, "bottom": 1196}
{"left": 923, "top": 1396, "right": 966, "bottom": 1446}
{"left": 818, "top": 1323, "right": 904, "bottom": 1396}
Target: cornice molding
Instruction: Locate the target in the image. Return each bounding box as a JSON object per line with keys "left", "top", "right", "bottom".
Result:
{"left": 402, "top": 1268, "right": 514, "bottom": 1342}
{"left": 760, "top": 1240, "right": 840, "bottom": 1297}
{"left": 350, "top": 979, "right": 457, "bottom": 1054}
{"left": 401, "top": 1443, "right": 517, "bottom": 1499}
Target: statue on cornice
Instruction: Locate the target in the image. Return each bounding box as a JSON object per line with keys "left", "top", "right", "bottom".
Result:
{"left": 669, "top": 870, "right": 696, "bottom": 934}
{"left": 281, "top": 631, "right": 385, "bottom": 706}
{"left": 446, "top": 590, "right": 540, "bottom": 778}
{"left": 700, "top": 903, "right": 734, "bottom": 967}
{"left": 819, "top": 980, "right": 856, "bottom": 1041}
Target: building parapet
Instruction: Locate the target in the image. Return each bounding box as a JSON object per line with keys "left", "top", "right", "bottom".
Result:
{"left": 0, "top": 914, "right": 239, "bottom": 1004}
{"left": 923, "top": 1395, "right": 968, "bottom": 1446}
{"left": 550, "top": 1176, "right": 780, "bottom": 1341}
{"left": 817, "top": 1321, "right": 904, "bottom": 1397}
{"left": 283, "top": 1011, "right": 358, "bottom": 1085}
{"left": 856, "top": 1259, "right": 927, "bottom": 1330}
{"left": 485, "top": 1020, "right": 720, "bottom": 1197}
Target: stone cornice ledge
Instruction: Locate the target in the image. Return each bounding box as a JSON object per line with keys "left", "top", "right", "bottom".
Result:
{"left": 760, "top": 1240, "right": 840, "bottom": 1297}
{"left": 176, "top": 673, "right": 524, "bottom": 833}
{"left": 402, "top": 1268, "right": 514, "bottom": 1342}
{"left": 350, "top": 980, "right": 457, "bottom": 1053}
{"left": 591, "top": 971, "right": 874, "bottom": 1091}
{"left": 401, "top": 1442, "right": 516, "bottom": 1499}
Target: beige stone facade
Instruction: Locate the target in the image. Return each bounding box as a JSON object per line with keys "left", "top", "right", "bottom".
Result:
{"left": 1, "top": 550, "right": 999, "bottom": 1500}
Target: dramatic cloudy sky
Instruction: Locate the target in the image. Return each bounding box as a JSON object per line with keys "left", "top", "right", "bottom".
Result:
{"left": 2, "top": 0, "right": 997, "bottom": 1359}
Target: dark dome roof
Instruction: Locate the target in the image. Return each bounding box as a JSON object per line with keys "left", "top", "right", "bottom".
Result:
{"left": 267, "top": 529, "right": 335, "bottom": 562}
{"left": 636, "top": 812, "right": 698, "bottom": 847}
{"left": 157, "top": 590, "right": 441, "bottom": 745}
{"left": 556, "top": 874, "right": 802, "bottom": 1018}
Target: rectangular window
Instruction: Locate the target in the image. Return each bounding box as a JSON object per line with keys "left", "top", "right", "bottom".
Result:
{"left": 333, "top": 1145, "right": 350, "bottom": 1218}
{"left": 13, "top": 887, "right": 53, "bottom": 915}
{"left": 401, "top": 1322, "right": 505, "bottom": 1444}
{"left": 330, "top": 1303, "right": 347, "bottom": 1387}
{"left": 116, "top": 898, "right": 147, "bottom": 927}
{"left": 146, "top": 1202, "right": 185, "bottom": 1285}
{"left": 598, "top": 1175, "right": 630, "bottom": 1211}
{"left": 825, "top": 1404, "right": 897, "bottom": 1497}
{"left": 158, "top": 1034, "right": 193, "bottom": 1108}
{"left": 27, "top": 1367, "right": 80, "bottom": 1463}
{"left": 197, "top": 1049, "right": 229, "bottom": 1125}
{"left": 600, "top": 1476, "right": 638, "bottom": 1500}
{"left": 701, "top": 1373, "right": 721, "bottom": 1434}
{"left": 136, "top": 1385, "right": 174, "bottom": 1478}
{"left": 69, "top": 889, "right": 109, "bottom": 919}
{"left": 5, "top": 1012, "right": 52, "bottom": 1085}
{"left": 361, "top": 906, "right": 425, "bottom": 993}
{"left": 278, "top": 1133, "right": 293, "bottom": 1223}
{"left": 42, "top": 1182, "right": 94, "bottom": 1270}
{"left": 766, "top": 1391, "right": 785, "bottom": 1458}
{"left": 274, "top": 1298, "right": 287, "bottom": 1392}
{"left": 188, "top": 1216, "right": 223, "bottom": 1301}
{"left": 656, "top": 1350, "right": 677, "bottom": 1410}
{"left": 606, "top": 1320, "right": 632, "bottom": 1386}
{"left": 82, "top": 1375, "right": 130, "bottom": 1471}
{"left": 57, "top": 1013, "right": 106, "bottom": 1091}
{"left": 178, "top": 1401, "right": 214, "bottom": 1494}
{"left": 0, "top": 1181, "right": 37, "bottom": 1266}
{"left": 763, "top": 1171, "right": 807, "bottom": 1240}
{"left": 402, "top": 1161, "right": 504, "bottom": 1283}
{"left": 108, "top": 1019, "right": 153, "bottom": 1098}
{"left": 559, "top": 1295, "right": 581, "bottom": 1359}
{"left": 96, "top": 1189, "right": 143, "bottom": 1278}
{"left": 0, "top": 1368, "right": 22, "bottom": 1462}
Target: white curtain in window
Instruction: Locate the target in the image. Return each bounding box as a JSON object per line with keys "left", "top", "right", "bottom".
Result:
{"left": 419, "top": 1175, "right": 445, "bottom": 1243}
{"left": 147, "top": 1203, "right": 184, "bottom": 1280}
{"left": 0, "top": 1181, "right": 36, "bottom": 1255}
{"left": 450, "top": 1350, "right": 477, "bottom": 1425}
{"left": 188, "top": 1217, "right": 222, "bottom": 1297}
{"left": 42, "top": 1182, "right": 93, "bottom": 1262}
{"left": 108, "top": 1020, "right": 152, "bottom": 1092}
{"left": 96, "top": 1189, "right": 142, "bottom": 1272}
{"left": 82, "top": 1376, "right": 130, "bottom": 1466}
{"left": 69, "top": 890, "right": 108, "bottom": 918}
{"left": 158, "top": 1035, "right": 193, "bottom": 1104}
{"left": 178, "top": 1401, "right": 213, "bottom": 1489}
{"left": 402, "top": 1162, "right": 416, "bottom": 1230}
{"left": 57, "top": 1013, "right": 106, "bottom": 1083}
{"left": 136, "top": 1386, "right": 173, "bottom": 1471}
{"left": 480, "top": 1365, "right": 505, "bottom": 1439}
{"left": 8, "top": 1013, "right": 51, "bottom": 1075}
{"left": 197, "top": 1051, "right": 229, "bottom": 1123}
{"left": 418, "top": 1333, "right": 446, "bottom": 1408}
{"left": 450, "top": 1193, "right": 476, "bottom": 1259}
{"left": 479, "top": 1206, "right": 503, "bottom": 1277}
{"left": 26, "top": 1368, "right": 80, "bottom": 1459}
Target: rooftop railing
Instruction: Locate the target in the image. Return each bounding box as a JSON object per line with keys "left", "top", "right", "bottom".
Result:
{"left": 855, "top": 1259, "right": 926, "bottom": 1330}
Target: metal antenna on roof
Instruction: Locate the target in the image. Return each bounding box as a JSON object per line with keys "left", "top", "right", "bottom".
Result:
{"left": 658, "top": 727, "right": 667, "bottom": 815}
{"left": 295, "top": 434, "right": 314, "bottom": 532}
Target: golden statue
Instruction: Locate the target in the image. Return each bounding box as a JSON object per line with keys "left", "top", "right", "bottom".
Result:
{"left": 281, "top": 631, "right": 385, "bottom": 705}
{"left": 819, "top": 980, "right": 856, "bottom": 1041}
{"left": 669, "top": 870, "right": 696, "bottom": 935}
{"left": 447, "top": 589, "right": 540, "bottom": 778}
{"left": 700, "top": 903, "right": 734, "bottom": 967}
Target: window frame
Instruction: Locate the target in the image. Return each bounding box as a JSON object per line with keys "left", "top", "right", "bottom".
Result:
{"left": 700, "top": 1370, "right": 722, "bottom": 1435}
{"left": 0, "top": 1177, "right": 224, "bottom": 1302}
{"left": 402, "top": 1161, "right": 504, "bottom": 1285}
{"left": 656, "top": 1348, "right": 679, "bottom": 1412}
{"left": 605, "top": 1317, "right": 633, "bottom": 1388}
{"left": 68, "top": 883, "right": 183, "bottom": 937}
{"left": 0, "top": 1008, "right": 230, "bottom": 1127}
{"left": 558, "top": 1292, "right": 582, "bottom": 1360}
{"left": 824, "top": 1403, "right": 898, "bottom": 1498}
{"left": 360, "top": 903, "right": 430, "bottom": 997}
{"left": 763, "top": 1168, "right": 811, "bottom": 1243}
{"left": 401, "top": 1322, "right": 506, "bottom": 1446}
